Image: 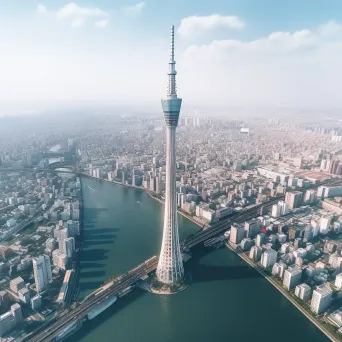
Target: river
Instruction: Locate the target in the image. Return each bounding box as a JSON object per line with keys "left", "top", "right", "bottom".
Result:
{"left": 71, "top": 177, "right": 329, "bottom": 342}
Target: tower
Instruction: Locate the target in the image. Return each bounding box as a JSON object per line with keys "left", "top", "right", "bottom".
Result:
{"left": 155, "top": 25, "right": 184, "bottom": 285}
{"left": 33, "top": 255, "right": 52, "bottom": 293}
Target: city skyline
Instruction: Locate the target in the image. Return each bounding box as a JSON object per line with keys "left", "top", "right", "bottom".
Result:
{"left": 2, "top": 1, "right": 342, "bottom": 341}
{"left": 1, "top": 0, "right": 342, "bottom": 114}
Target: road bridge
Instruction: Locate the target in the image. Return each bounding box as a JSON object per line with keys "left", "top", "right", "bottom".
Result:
{"left": 0, "top": 167, "right": 76, "bottom": 174}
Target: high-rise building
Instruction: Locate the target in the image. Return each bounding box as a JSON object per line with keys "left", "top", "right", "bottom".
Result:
{"left": 31, "top": 294, "right": 42, "bottom": 311}
{"left": 335, "top": 273, "right": 342, "bottom": 289}
{"left": 249, "top": 246, "right": 262, "bottom": 261}
{"left": 255, "top": 233, "right": 265, "bottom": 247}
{"left": 311, "top": 284, "right": 332, "bottom": 314}
{"left": 155, "top": 176, "right": 161, "bottom": 194}
{"left": 283, "top": 265, "right": 302, "bottom": 290}
{"left": 149, "top": 176, "right": 156, "bottom": 192}
{"left": 304, "top": 189, "right": 316, "bottom": 204}
{"left": 45, "top": 238, "right": 57, "bottom": 253}
{"left": 244, "top": 219, "right": 261, "bottom": 239}
{"left": 260, "top": 248, "right": 277, "bottom": 268}
{"left": 52, "top": 250, "right": 67, "bottom": 270}
{"left": 271, "top": 204, "right": 280, "bottom": 218}
{"left": 0, "top": 291, "right": 9, "bottom": 313}
{"left": 33, "top": 255, "right": 52, "bottom": 293}
{"left": 295, "top": 283, "right": 312, "bottom": 301}
{"left": 155, "top": 26, "right": 184, "bottom": 287}
{"left": 60, "top": 237, "right": 75, "bottom": 260}
{"left": 272, "top": 262, "right": 288, "bottom": 279}
{"left": 230, "top": 224, "right": 245, "bottom": 244}
{"left": 0, "top": 304, "right": 22, "bottom": 337}
{"left": 285, "top": 191, "right": 303, "bottom": 210}
{"left": 240, "top": 238, "right": 253, "bottom": 251}
{"left": 320, "top": 216, "right": 332, "bottom": 235}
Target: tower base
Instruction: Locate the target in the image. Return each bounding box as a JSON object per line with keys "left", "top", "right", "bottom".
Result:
{"left": 146, "top": 272, "right": 191, "bottom": 295}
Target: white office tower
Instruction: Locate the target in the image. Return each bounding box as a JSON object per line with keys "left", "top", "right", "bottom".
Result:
{"left": 272, "top": 262, "right": 287, "bottom": 278}
{"left": 271, "top": 204, "right": 280, "bottom": 218}
{"left": 278, "top": 201, "right": 289, "bottom": 215}
{"left": 33, "top": 255, "right": 52, "bottom": 292}
{"left": 272, "top": 201, "right": 289, "bottom": 218}
{"left": 336, "top": 273, "right": 342, "bottom": 289}
{"left": 256, "top": 233, "right": 265, "bottom": 247}
{"left": 295, "top": 283, "right": 312, "bottom": 301}
{"left": 311, "top": 220, "right": 320, "bottom": 237}
{"left": 319, "top": 216, "right": 332, "bottom": 235}
{"left": 155, "top": 26, "right": 184, "bottom": 285}
{"left": 311, "top": 284, "right": 332, "bottom": 314}
{"left": 283, "top": 265, "right": 302, "bottom": 290}
{"left": 260, "top": 248, "right": 277, "bottom": 268}
{"left": 230, "top": 224, "right": 245, "bottom": 244}
{"left": 60, "top": 237, "right": 75, "bottom": 259}
{"left": 249, "top": 246, "right": 262, "bottom": 261}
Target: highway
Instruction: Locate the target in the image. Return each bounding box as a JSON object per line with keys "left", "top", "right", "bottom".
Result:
{"left": 22, "top": 177, "right": 341, "bottom": 341}
{"left": 22, "top": 257, "right": 159, "bottom": 342}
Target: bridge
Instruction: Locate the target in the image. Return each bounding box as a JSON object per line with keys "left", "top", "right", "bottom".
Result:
{"left": 0, "top": 167, "right": 76, "bottom": 174}
{"left": 19, "top": 177, "right": 341, "bottom": 341}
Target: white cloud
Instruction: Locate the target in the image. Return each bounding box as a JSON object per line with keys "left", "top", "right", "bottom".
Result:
{"left": 36, "top": 4, "right": 48, "bottom": 14}
{"left": 123, "top": 2, "right": 145, "bottom": 14}
{"left": 71, "top": 18, "right": 84, "bottom": 28}
{"left": 178, "top": 14, "right": 245, "bottom": 38}
{"left": 54, "top": 3, "right": 109, "bottom": 28}
{"left": 180, "top": 21, "right": 342, "bottom": 106}
{"left": 94, "top": 20, "right": 109, "bottom": 28}
{"left": 1, "top": 18, "right": 342, "bottom": 109}
{"left": 57, "top": 3, "right": 109, "bottom": 19}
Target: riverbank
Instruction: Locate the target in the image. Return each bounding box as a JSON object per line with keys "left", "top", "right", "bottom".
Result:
{"left": 225, "top": 242, "right": 339, "bottom": 342}
{"left": 82, "top": 174, "right": 209, "bottom": 229}
{"left": 71, "top": 177, "right": 84, "bottom": 305}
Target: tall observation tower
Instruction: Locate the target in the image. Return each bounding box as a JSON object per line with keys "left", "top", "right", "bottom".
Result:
{"left": 155, "top": 25, "right": 185, "bottom": 289}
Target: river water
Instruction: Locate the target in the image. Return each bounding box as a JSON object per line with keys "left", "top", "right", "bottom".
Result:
{"left": 71, "top": 177, "right": 329, "bottom": 342}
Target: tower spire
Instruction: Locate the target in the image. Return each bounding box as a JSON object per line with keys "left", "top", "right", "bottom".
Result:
{"left": 167, "top": 25, "right": 177, "bottom": 98}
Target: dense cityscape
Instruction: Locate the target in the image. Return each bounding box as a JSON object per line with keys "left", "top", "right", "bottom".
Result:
{"left": 1, "top": 108, "right": 342, "bottom": 340}
{"left": 2, "top": 0, "right": 342, "bottom": 341}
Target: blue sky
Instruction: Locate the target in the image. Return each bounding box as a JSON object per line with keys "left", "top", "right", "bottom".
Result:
{"left": 0, "top": 0, "right": 342, "bottom": 113}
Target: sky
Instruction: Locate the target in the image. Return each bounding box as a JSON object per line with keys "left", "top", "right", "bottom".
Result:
{"left": 1, "top": 0, "right": 342, "bottom": 114}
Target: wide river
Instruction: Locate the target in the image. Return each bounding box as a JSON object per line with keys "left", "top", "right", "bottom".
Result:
{"left": 71, "top": 177, "right": 329, "bottom": 342}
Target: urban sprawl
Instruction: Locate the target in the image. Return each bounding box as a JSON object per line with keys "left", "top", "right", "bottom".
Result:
{"left": 1, "top": 112, "right": 342, "bottom": 340}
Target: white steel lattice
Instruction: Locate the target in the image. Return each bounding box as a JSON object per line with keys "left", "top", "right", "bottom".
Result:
{"left": 156, "top": 25, "right": 184, "bottom": 284}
